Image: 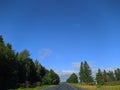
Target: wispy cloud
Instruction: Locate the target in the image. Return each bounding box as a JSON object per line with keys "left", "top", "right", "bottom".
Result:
{"left": 39, "top": 48, "right": 52, "bottom": 60}
{"left": 72, "top": 62, "right": 80, "bottom": 68}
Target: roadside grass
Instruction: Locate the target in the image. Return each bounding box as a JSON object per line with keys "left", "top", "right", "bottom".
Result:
{"left": 97, "top": 86, "right": 120, "bottom": 90}
{"left": 72, "top": 84, "right": 96, "bottom": 90}
{"left": 72, "top": 84, "right": 120, "bottom": 90}
{"left": 15, "top": 85, "right": 52, "bottom": 90}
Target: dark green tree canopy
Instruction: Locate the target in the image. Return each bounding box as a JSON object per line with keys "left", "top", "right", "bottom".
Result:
{"left": 0, "top": 35, "right": 4, "bottom": 43}
{"left": 42, "top": 69, "right": 60, "bottom": 85}
{"left": 0, "top": 35, "right": 60, "bottom": 90}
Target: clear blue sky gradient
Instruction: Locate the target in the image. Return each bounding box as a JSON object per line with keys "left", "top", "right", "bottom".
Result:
{"left": 0, "top": 0, "right": 120, "bottom": 73}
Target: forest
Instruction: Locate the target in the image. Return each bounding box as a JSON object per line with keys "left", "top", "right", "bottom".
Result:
{"left": 67, "top": 61, "right": 120, "bottom": 85}
{"left": 0, "top": 35, "right": 60, "bottom": 90}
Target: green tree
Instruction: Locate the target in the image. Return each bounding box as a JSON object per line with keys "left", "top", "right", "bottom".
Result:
{"left": 79, "top": 62, "right": 84, "bottom": 83}
{"left": 79, "top": 61, "right": 93, "bottom": 84}
{"left": 84, "top": 61, "right": 93, "bottom": 83}
{"left": 42, "top": 71, "right": 51, "bottom": 85}
{"left": 18, "top": 49, "right": 30, "bottom": 60}
{"left": 107, "top": 71, "right": 115, "bottom": 82}
{"left": 0, "top": 35, "right": 60, "bottom": 89}
{"left": 66, "top": 73, "right": 78, "bottom": 83}
{"left": 115, "top": 68, "right": 120, "bottom": 81}
{"left": 18, "top": 50, "right": 36, "bottom": 84}
{"left": 0, "top": 35, "right": 4, "bottom": 44}
{"left": 34, "top": 60, "right": 46, "bottom": 83}
{"left": 103, "top": 70, "right": 107, "bottom": 82}
{"left": 0, "top": 36, "right": 19, "bottom": 89}
{"left": 42, "top": 69, "right": 60, "bottom": 85}
{"left": 50, "top": 69, "right": 60, "bottom": 84}
{"left": 96, "top": 69, "right": 104, "bottom": 85}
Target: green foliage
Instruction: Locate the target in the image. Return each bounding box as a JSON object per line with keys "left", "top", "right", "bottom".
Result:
{"left": 0, "top": 35, "right": 60, "bottom": 90}
{"left": 107, "top": 71, "right": 115, "bottom": 82}
{"left": 34, "top": 60, "right": 46, "bottom": 82}
{"left": 96, "top": 69, "right": 118, "bottom": 85}
{"left": 79, "top": 61, "right": 93, "bottom": 84}
{"left": 0, "top": 36, "right": 18, "bottom": 89}
{"left": 18, "top": 49, "right": 30, "bottom": 60}
{"left": 115, "top": 68, "right": 120, "bottom": 81}
{"left": 0, "top": 35, "right": 4, "bottom": 44}
{"left": 42, "top": 69, "right": 60, "bottom": 85}
{"left": 103, "top": 70, "right": 107, "bottom": 82}
{"left": 96, "top": 69, "right": 104, "bottom": 85}
{"left": 79, "top": 62, "right": 84, "bottom": 83}
{"left": 66, "top": 73, "right": 78, "bottom": 83}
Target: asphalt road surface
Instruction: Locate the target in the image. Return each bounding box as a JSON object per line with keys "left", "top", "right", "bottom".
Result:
{"left": 43, "top": 83, "right": 82, "bottom": 90}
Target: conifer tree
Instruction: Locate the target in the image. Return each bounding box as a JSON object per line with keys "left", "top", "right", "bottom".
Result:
{"left": 96, "top": 69, "right": 104, "bottom": 85}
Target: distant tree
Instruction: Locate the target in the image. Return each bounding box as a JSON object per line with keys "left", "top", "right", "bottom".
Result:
{"left": 66, "top": 73, "right": 78, "bottom": 83}
{"left": 96, "top": 69, "right": 104, "bottom": 85}
{"left": 103, "top": 70, "right": 107, "bottom": 82}
{"left": 84, "top": 61, "right": 93, "bottom": 83}
{"left": 79, "top": 61, "right": 93, "bottom": 84}
{"left": 115, "top": 68, "right": 120, "bottom": 81}
{"left": 79, "top": 62, "right": 84, "bottom": 83}
{"left": 107, "top": 71, "right": 115, "bottom": 82}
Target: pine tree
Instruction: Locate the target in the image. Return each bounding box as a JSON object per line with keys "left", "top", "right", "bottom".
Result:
{"left": 96, "top": 69, "right": 104, "bottom": 85}
{"left": 79, "top": 62, "right": 84, "bottom": 83}
{"left": 79, "top": 61, "right": 93, "bottom": 84}
{"left": 103, "top": 70, "right": 107, "bottom": 82}
{"left": 107, "top": 71, "right": 115, "bottom": 82}
{"left": 115, "top": 68, "right": 120, "bottom": 81}
{"left": 84, "top": 61, "right": 93, "bottom": 84}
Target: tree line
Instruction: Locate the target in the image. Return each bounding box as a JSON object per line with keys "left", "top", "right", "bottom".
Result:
{"left": 0, "top": 35, "right": 60, "bottom": 90}
{"left": 67, "top": 61, "right": 120, "bottom": 86}
{"left": 96, "top": 68, "right": 120, "bottom": 85}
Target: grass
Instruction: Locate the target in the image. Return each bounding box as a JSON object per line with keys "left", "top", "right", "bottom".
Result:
{"left": 72, "top": 84, "right": 120, "bottom": 90}
{"left": 12, "top": 85, "right": 52, "bottom": 90}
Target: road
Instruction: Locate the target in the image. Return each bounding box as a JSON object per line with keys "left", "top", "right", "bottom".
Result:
{"left": 43, "top": 83, "right": 82, "bottom": 90}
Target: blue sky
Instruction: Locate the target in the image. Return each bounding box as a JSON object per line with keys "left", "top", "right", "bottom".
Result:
{"left": 0, "top": 0, "right": 120, "bottom": 81}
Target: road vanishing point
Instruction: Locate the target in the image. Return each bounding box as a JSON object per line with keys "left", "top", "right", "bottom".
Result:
{"left": 43, "top": 83, "right": 82, "bottom": 90}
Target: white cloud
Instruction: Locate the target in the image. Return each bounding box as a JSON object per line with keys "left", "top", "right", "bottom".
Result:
{"left": 39, "top": 48, "right": 52, "bottom": 60}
